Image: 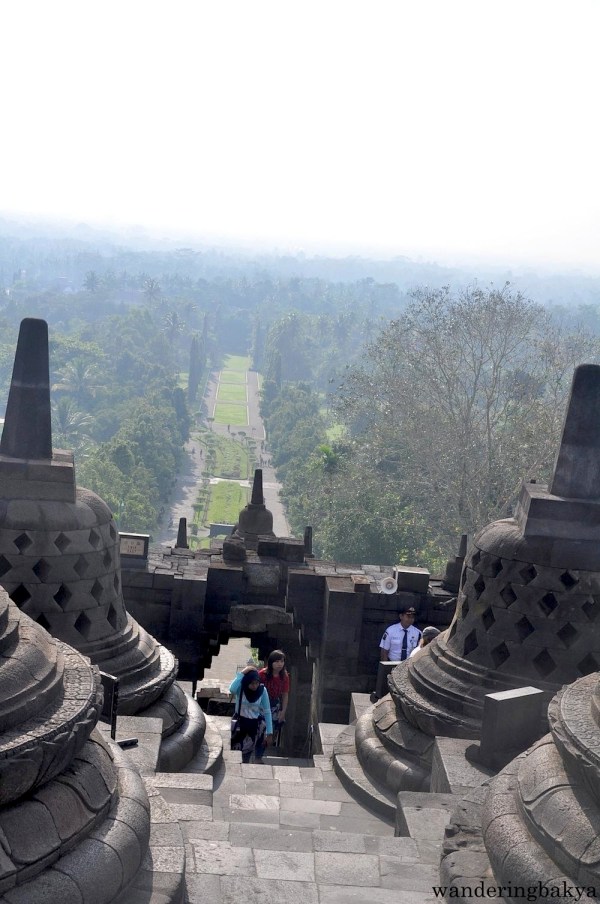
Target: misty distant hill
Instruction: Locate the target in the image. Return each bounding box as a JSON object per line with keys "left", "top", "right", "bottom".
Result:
{"left": 0, "top": 214, "right": 599, "bottom": 309}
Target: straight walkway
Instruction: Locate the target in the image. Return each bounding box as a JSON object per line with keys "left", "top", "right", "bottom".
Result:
{"left": 158, "top": 361, "right": 289, "bottom": 546}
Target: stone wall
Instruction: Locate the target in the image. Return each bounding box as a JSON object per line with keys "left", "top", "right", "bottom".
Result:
{"left": 121, "top": 544, "right": 455, "bottom": 753}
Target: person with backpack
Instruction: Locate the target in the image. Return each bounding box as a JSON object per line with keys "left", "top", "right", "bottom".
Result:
{"left": 229, "top": 666, "right": 273, "bottom": 764}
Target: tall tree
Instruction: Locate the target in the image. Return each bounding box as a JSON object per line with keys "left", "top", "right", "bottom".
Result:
{"left": 332, "top": 284, "right": 600, "bottom": 562}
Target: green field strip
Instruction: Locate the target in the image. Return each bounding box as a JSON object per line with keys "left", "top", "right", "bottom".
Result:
{"left": 223, "top": 354, "right": 250, "bottom": 371}
{"left": 220, "top": 370, "right": 246, "bottom": 384}
{"left": 217, "top": 383, "right": 248, "bottom": 403}
{"left": 213, "top": 402, "right": 248, "bottom": 426}
{"left": 206, "top": 480, "right": 248, "bottom": 524}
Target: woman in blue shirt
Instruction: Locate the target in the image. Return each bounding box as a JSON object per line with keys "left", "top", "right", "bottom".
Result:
{"left": 230, "top": 666, "right": 273, "bottom": 764}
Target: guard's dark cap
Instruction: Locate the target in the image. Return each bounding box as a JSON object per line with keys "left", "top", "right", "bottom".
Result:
{"left": 399, "top": 606, "right": 416, "bottom": 615}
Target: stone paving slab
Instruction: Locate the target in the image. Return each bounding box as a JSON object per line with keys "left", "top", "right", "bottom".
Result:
{"left": 229, "top": 823, "right": 315, "bottom": 852}
{"left": 164, "top": 803, "right": 212, "bottom": 822}
{"left": 254, "top": 849, "right": 315, "bottom": 882}
{"left": 152, "top": 772, "right": 213, "bottom": 791}
{"left": 185, "top": 873, "right": 223, "bottom": 904}
{"left": 313, "top": 783, "right": 354, "bottom": 802}
{"left": 244, "top": 779, "right": 281, "bottom": 795}
{"left": 191, "top": 839, "right": 256, "bottom": 876}
{"left": 213, "top": 776, "right": 246, "bottom": 795}
{"left": 318, "top": 814, "right": 395, "bottom": 835}
{"left": 241, "top": 763, "right": 274, "bottom": 779}
{"left": 220, "top": 876, "right": 319, "bottom": 904}
{"left": 180, "top": 820, "right": 231, "bottom": 842}
{"left": 365, "top": 835, "right": 419, "bottom": 858}
{"left": 280, "top": 810, "right": 321, "bottom": 828}
{"left": 272, "top": 765, "right": 303, "bottom": 782}
{"left": 379, "top": 856, "right": 439, "bottom": 890}
{"left": 157, "top": 787, "right": 213, "bottom": 807}
{"left": 229, "top": 793, "right": 280, "bottom": 810}
{"left": 312, "top": 830, "right": 369, "bottom": 853}
{"left": 217, "top": 805, "right": 281, "bottom": 825}
{"left": 280, "top": 797, "right": 341, "bottom": 815}
{"left": 314, "top": 851, "right": 380, "bottom": 886}
{"left": 279, "top": 780, "right": 314, "bottom": 798}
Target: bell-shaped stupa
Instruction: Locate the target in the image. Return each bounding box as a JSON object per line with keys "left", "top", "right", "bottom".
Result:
{"left": 0, "top": 318, "right": 204, "bottom": 769}
{"left": 353, "top": 363, "right": 600, "bottom": 797}
{"left": 441, "top": 670, "right": 600, "bottom": 895}
{"left": 0, "top": 585, "right": 175, "bottom": 902}
{"left": 232, "top": 467, "right": 275, "bottom": 549}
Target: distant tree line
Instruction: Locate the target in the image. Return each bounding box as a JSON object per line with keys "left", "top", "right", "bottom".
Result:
{"left": 3, "top": 221, "right": 600, "bottom": 564}
{"left": 264, "top": 284, "right": 600, "bottom": 570}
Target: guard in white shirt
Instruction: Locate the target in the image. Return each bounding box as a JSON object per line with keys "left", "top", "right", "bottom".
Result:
{"left": 379, "top": 606, "right": 422, "bottom": 662}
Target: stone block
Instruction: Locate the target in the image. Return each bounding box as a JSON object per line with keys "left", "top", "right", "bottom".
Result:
{"left": 394, "top": 566, "right": 430, "bottom": 593}
{"left": 152, "top": 571, "right": 175, "bottom": 589}
{"left": 350, "top": 693, "right": 372, "bottom": 723}
{"left": 478, "top": 685, "right": 545, "bottom": 770}
{"left": 430, "top": 737, "right": 493, "bottom": 795}
{"left": 242, "top": 562, "right": 281, "bottom": 595}
{"left": 395, "top": 791, "right": 457, "bottom": 837}
{"left": 316, "top": 723, "right": 347, "bottom": 756}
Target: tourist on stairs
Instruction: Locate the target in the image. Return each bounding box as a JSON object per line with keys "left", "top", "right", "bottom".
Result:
{"left": 257, "top": 650, "right": 290, "bottom": 751}
{"left": 229, "top": 666, "right": 273, "bottom": 764}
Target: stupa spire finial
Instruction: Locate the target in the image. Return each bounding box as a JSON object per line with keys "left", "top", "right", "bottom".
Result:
{"left": 550, "top": 363, "right": 600, "bottom": 500}
{"left": 1, "top": 318, "right": 52, "bottom": 460}
{"left": 250, "top": 468, "right": 264, "bottom": 506}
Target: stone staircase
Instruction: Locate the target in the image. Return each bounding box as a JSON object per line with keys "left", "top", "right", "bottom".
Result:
{"left": 174, "top": 715, "right": 443, "bottom": 903}
{"left": 111, "top": 703, "right": 453, "bottom": 902}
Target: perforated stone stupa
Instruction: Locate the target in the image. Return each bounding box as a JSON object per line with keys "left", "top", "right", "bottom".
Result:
{"left": 440, "top": 670, "right": 600, "bottom": 897}
{"left": 0, "top": 318, "right": 204, "bottom": 769}
{"left": 231, "top": 467, "right": 275, "bottom": 550}
{"left": 353, "top": 363, "right": 600, "bottom": 797}
{"left": 0, "top": 585, "right": 178, "bottom": 903}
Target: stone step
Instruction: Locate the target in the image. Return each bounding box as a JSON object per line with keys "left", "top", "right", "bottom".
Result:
{"left": 332, "top": 723, "right": 397, "bottom": 822}
{"left": 182, "top": 747, "right": 442, "bottom": 902}
{"left": 207, "top": 756, "right": 399, "bottom": 833}
{"left": 180, "top": 713, "right": 224, "bottom": 776}
{"left": 316, "top": 721, "right": 347, "bottom": 758}
{"left": 259, "top": 755, "right": 314, "bottom": 767}
{"left": 396, "top": 790, "right": 458, "bottom": 864}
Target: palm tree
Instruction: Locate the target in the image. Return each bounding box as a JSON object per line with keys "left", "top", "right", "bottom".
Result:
{"left": 52, "top": 398, "right": 93, "bottom": 454}
{"left": 143, "top": 278, "right": 162, "bottom": 303}
{"left": 162, "top": 309, "right": 185, "bottom": 345}
{"left": 52, "top": 358, "right": 100, "bottom": 406}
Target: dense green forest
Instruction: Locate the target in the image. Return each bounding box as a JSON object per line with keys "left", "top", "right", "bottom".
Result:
{"left": 2, "top": 220, "right": 600, "bottom": 565}
{"left": 0, "top": 224, "right": 413, "bottom": 539}
{"left": 260, "top": 285, "right": 600, "bottom": 570}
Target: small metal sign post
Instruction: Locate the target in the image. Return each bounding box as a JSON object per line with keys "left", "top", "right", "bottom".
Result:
{"left": 99, "top": 671, "right": 138, "bottom": 749}
{"left": 100, "top": 671, "right": 119, "bottom": 740}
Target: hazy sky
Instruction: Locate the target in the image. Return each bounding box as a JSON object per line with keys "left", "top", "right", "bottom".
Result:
{"left": 1, "top": 1, "right": 599, "bottom": 268}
